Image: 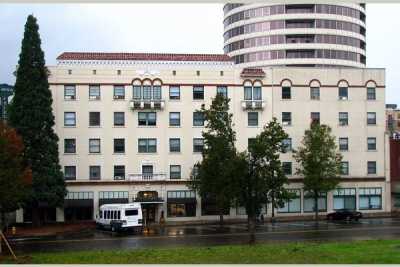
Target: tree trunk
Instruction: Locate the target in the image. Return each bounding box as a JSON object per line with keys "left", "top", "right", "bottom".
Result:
{"left": 0, "top": 212, "right": 4, "bottom": 255}
{"left": 248, "top": 214, "right": 256, "bottom": 244}
{"left": 314, "top": 195, "right": 319, "bottom": 223}
{"left": 32, "top": 206, "right": 40, "bottom": 227}
{"left": 271, "top": 197, "right": 275, "bottom": 222}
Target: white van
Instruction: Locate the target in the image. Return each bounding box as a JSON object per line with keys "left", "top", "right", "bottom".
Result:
{"left": 96, "top": 203, "right": 143, "bottom": 232}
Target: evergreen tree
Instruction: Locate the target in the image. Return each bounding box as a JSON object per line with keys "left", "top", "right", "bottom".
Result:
{"left": 294, "top": 122, "right": 342, "bottom": 221}
{"left": 8, "top": 15, "right": 66, "bottom": 225}
{"left": 189, "top": 94, "right": 237, "bottom": 225}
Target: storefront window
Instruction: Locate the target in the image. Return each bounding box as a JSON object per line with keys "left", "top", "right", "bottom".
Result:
{"left": 303, "top": 191, "right": 327, "bottom": 212}
{"left": 333, "top": 188, "right": 356, "bottom": 210}
{"left": 278, "top": 189, "right": 301, "bottom": 213}
{"left": 359, "top": 188, "right": 382, "bottom": 210}
{"left": 167, "top": 190, "right": 196, "bottom": 217}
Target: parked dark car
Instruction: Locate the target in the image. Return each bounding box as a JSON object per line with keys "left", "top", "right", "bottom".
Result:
{"left": 326, "top": 209, "right": 362, "bottom": 221}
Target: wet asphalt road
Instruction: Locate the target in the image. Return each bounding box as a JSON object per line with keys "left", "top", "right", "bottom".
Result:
{"left": 8, "top": 217, "right": 400, "bottom": 254}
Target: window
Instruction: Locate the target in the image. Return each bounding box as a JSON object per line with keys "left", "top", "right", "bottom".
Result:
{"left": 193, "top": 138, "right": 204, "bottom": 153}
{"left": 133, "top": 85, "right": 141, "bottom": 99}
{"left": 278, "top": 189, "right": 301, "bottom": 213}
{"left": 193, "top": 86, "right": 204, "bottom": 100}
{"left": 170, "top": 165, "right": 181, "bottom": 179}
{"left": 248, "top": 138, "right": 256, "bottom": 149}
{"left": 220, "top": 71, "right": 224, "bottom": 76}
{"left": 89, "top": 112, "right": 100, "bottom": 127}
{"left": 114, "top": 112, "right": 125, "bottom": 126}
{"left": 64, "top": 139, "right": 76, "bottom": 153}
{"left": 89, "top": 166, "right": 101, "bottom": 180}
{"left": 125, "top": 209, "right": 138, "bottom": 216}
{"left": 341, "top": 161, "right": 349, "bottom": 175}
{"left": 248, "top": 112, "right": 258, "bottom": 126}
{"left": 138, "top": 138, "right": 157, "bottom": 153}
{"left": 89, "top": 138, "right": 100, "bottom": 153}
{"left": 282, "top": 86, "right": 291, "bottom": 99}
{"left": 167, "top": 190, "right": 196, "bottom": 217}
{"left": 339, "top": 112, "right": 348, "bottom": 126}
{"left": 217, "top": 86, "right": 228, "bottom": 98}
{"left": 64, "top": 112, "right": 76, "bottom": 126}
{"left": 338, "top": 87, "right": 348, "bottom": 100}
{"left": 282, "top": 112, "right": 292, "bottom": 126}
{"left": 282, "top": 162, "right": 292, "bottom": 175}
{"left": 143, "top": 86, "right": 152, "bottom": 99}
{"left": 253, "top": 86, "right": 262, "bottom": 100}
{"left": 64, "top": 85, "right": 76, "bottom": 100}
{"left": 196, "top": 70, "right": 200, "bottom": 76}
{"left": 304, "top": 192, "right": 327, "bottom": 212}
{"left": 367, "top": 137, "right": 376, "bottom": 150}
{"left": 368, "top": 161, "right": 377, "bottom": 174}
{"left": 367, "top": 87, "right": 376, "bottom": 100}
{"left": 333, "top": 188, "right": 356, "bottom": 210}
{"left": 193, "top": 112, "right": 204, "bottom": 126}
{"left": 114, "top": 138, "right": 125, "bottom": 153}
{"left": 117, "top": 70, "right": 121, "bottom": 75}
{"left": 339, "top": 137, "right": 348, "bottom": 151}
{"left": 244, "top": 86, "right": 252, "bottom": 100}
{"left": 310, "top": 87, "right": 320, "bottom": 100}
{"left": 283, "top": 138, "right": 292, "bottom": 152}
{"left": 359, "top": 188, "right": 382, "bottom": 210}
{"left": 142, "top": 165, "right": 153, "bottom": 177}
{"left": 68, "top": 69, "right": 72, "bottom": 75}
{"left": 89, "top": 85, "right": 100, "bottom": 100}
{"left": 113, "top": 85, "right": 125, "bottom": 100}
{"left": 169, "top": 112, "right": 181, "bottom": 126}
{"left": 311, "top": 112, "right": 320, "bottom": 124}
{"left": 64, "top": 166, "right": 76, "bottom": 180}
{"left": 367, "top": 112, "right": 376, "bottom": 125}
{"left": 138, "top": 112, "right": 156, "bottom": 126}
{"left": 153, "top": 86, "right": 161, "bottom": 100}
{"left": 169, "top": 138, "right": 181, "bottom": 152}
{"left": 114, "top": 165, "right": 125, "bottom": 180}
{"left": 172, "top": 70, "right": 176, "bottom": 76}
{"left": 92, "top": 70, "right": 96, "bottom": 75}
{"left": 169, "top": 86, "right": 180, "bottom": 100}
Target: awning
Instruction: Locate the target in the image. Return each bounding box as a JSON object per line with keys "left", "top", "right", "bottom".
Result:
{"left": 167, "top": 198, "right": 197, "bottom": 204}
{"left": 138, "top": 201, "right": 164, "bottom": 204}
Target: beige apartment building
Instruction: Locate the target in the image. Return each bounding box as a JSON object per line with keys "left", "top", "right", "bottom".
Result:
{"left": 14, "top": 51, "right": 390, "bottom": 224}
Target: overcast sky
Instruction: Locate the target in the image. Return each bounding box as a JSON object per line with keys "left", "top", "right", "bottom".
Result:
{"left": 1, "top": 3, "right": 399, "bottom": 104}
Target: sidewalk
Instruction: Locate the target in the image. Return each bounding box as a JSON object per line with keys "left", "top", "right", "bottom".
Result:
{"left": 4, "top": 221, "right": 95, "bottom": 239}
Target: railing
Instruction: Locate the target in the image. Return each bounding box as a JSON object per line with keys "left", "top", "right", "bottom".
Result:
{"left": 134, "top": 196, "right": 164, "bottom": 203}
{"left": 128, "top": 173, "right": 167, "bottom": 181}
{"left": 129, "top": 99, "right": 165, "bottom": 110}
{"left": 241, "top": 100, "right": 265, "bottom": 110}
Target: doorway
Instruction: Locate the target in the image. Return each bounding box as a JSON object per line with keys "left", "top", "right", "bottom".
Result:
{"left": 142, "top": 204, "right": 156, "bottom": 225}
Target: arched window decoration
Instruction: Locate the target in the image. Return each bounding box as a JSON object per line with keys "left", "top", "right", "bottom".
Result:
{"left": 152, "top": 79, "right": 162, "bottom": 100}
{"left": 243, "top": 80, "right": 263, "bottom": 101}
{"left": 132, "top": 79, "right": 142, "bottom": 99}
{"left": 366, "top": 80, "right": 377, "bottom": 100}
{"left": 281, "top": 79, "right": 292, "bottom": 100}
{"left": 338, "top": 80, "right": 349, "bottom": 100}
{"left": 309, "top": 80, "right": 321, "bottom": 100}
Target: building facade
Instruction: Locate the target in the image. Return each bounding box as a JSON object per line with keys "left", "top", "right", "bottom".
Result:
{"left": 13, "top": 51, "right": 389, "bottom": 223}
{"left": 223, "top": 3, "right": 366, "bottom": 68}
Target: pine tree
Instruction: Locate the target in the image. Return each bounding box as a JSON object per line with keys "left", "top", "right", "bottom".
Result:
{"left": 189, "top": 94, "right": 237, "bottom": 225}
{"left": 8, "top": 15, "right": 66, "bottom": 226}
{"left": 294, "top": 122, "right": 342, "bottom": 221}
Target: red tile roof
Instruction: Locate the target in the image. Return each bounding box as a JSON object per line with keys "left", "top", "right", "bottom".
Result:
{"left": 57, "top": 52, "right": 233, "bottom": 62}
{"left": 240, "top": 68, "right": 266, "bottom": 78}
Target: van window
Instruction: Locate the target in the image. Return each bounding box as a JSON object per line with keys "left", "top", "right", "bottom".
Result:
{"left": 100, "top": 211, "right": 103, "bottom": 219}
{"left": 125, "top": 209, "right": 138, "bottom": 216}
{"left": 106, "top": 210, "right": 110, "bottom": 219}
{"left": 117, "top": 210, "right": 121, "bottom": 220}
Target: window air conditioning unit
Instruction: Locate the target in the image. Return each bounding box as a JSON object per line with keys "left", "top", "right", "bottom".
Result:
{"left": 114, "top": 176, "right": 125, "bottom": 181}
{"left": 114, "top": 95, "right": 124, "bottom": 100}
{"left": 90, "top": 95, "right": 100, "bottom": 100}
{"left": 65, "top": 95, "right": 75, "bottom": 100}
{"left": 283, "top": 121, "right": 290, "bottom": 126}
{"left": 340, "top": 96, "right": 348, "bottom": 100}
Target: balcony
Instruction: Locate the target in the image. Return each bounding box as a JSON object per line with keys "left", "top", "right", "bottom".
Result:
{"left": 128, "top": 173, "right": 167, "bottom": 181}
{"left": 129, "top": 99, "right": 165, "bottom": 110}
{"left": 241, "top": 100, "right": 265, "bottom": 110}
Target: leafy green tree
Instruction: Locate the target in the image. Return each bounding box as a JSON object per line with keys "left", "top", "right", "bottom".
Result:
{"left": 249, "top": 118, "right": 293, "bottom": 220}
{"left": 189, "top": 94, "right": 237, "bottom": 225}
{"left": 0, "top": 121, "right": 32, "bottom": 230}
{"left": 294, "top": 122, "right": 342, "bottom": 221}
{"left": 8, "top": 15, "right": 66, "bottom": 226}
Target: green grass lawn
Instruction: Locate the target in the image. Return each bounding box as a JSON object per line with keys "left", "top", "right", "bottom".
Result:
{"left": 3, "top": 239, "right": 400, "bottom": 264}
